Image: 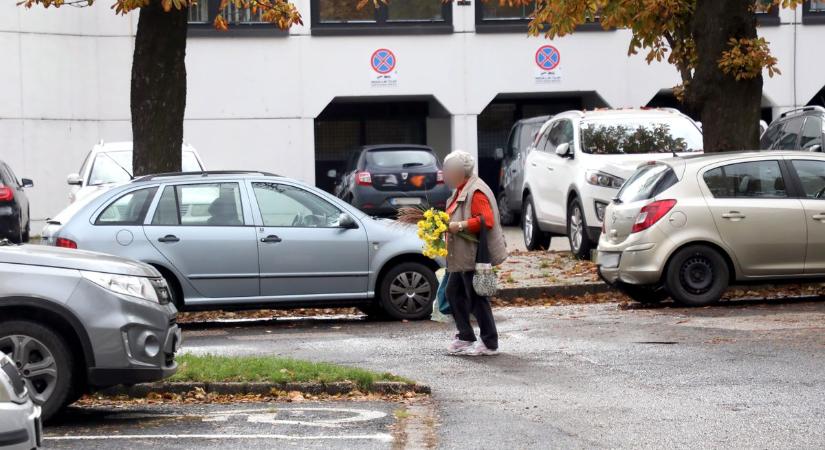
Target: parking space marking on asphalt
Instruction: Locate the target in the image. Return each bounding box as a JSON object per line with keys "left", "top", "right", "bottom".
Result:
{"left": 202, "top": 407, "right": 388, "bottom": 427}
{"left": 46, "top": 433, "right": 394, "bottom": 443}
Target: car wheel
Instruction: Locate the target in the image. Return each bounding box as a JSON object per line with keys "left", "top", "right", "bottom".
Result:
{"left": 378, "top": 262, "right": 436, "bottom": 320}
{"left": 665, "top": 245, "right": 729, "bottom": 306}
{"left": 0, "top": 320, "right": 74, "bottom": 420}
{"left": 498, "top": 192, "right": 516, "bottom": 226}
{"left": 567, "top": 198, "right": 593, "bottom": 260}
{"left": 522, "top": 195, "right": 550, "bottom": 251}
{"left": 616, "top": 282, "right": 668, "bottom": 305}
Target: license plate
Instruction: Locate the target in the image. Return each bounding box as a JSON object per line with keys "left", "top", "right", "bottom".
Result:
{"left": 392, "top": 197, "right": 422, "bottom": 206}
{"left": 597, "top": 252, "right": 620, "bottom": 268}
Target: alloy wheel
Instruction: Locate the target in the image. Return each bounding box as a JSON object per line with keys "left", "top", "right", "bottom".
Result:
{"left": 388, "top": 271, "right": 432, "bottom": 314}
{"left": 524, "top": 203, "right": 534, "bottom": 244}
{"left": 569, "top": 205, "right": 583, "bottom": 253}
{"left": 0, "top": 334, "right": 59, "bottom": 405}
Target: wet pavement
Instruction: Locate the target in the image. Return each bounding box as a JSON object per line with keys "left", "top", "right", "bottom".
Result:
{"left": 181, "top": 299, "right": 825, "bottom": 449}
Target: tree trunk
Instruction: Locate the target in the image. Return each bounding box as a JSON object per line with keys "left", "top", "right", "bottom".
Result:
{"left": 690, "top": 0, "right": 762, "bottom": 152}
{"left": 131, "top": 4, "right": 188, "bottom": 176}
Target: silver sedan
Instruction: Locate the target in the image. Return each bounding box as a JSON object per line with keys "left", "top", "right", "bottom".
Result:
{"left": 43, "top": 171, "right": 439, "bottom": 320}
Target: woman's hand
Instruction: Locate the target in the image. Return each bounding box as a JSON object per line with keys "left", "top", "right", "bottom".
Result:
{"left": 448, "top": 222, "right": 462, "bottom": 234}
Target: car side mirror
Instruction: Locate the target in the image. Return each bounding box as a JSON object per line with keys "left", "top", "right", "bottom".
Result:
{"left": 809, "top": 144, "right": 823, "bottom": 152}
{"left": 337, "top": 213, "right": 358, "bottom": 229}
{"left": 494, "top": 147, "right": 505, "bottom": 161}
{"left": 327, "top": 169, "right": 338, "bottom": 178}
{"left": 21, "top": 178, "right": 33, "bottom": 188}
{"left": 555, "top": 142, "right": 571, "bottom": 157}
{"left": 67, "top": 173, "right": 82, "bottom": 186}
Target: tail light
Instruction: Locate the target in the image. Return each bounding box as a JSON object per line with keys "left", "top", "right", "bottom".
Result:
{"left": 356, "top": 171, "right": 372, "bottom": 186}
{"left": 632, "top": 199, "right": 676, "bottom": 234}
{"left": 56, "top": 238, "right": 78, "bottom": 249}
{"left": 437, "top": 170, "right": 444, "bottom": 184}
{"left": 0, "top": 186, "right": 13, "bottom": 202}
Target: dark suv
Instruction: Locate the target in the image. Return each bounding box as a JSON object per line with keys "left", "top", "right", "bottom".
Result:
{"left": 334, "top": 145, "right": 450, "bottom": 216}
{"left": 760, "top": 106, "right": 825, "bottom": 152}
{"left": 497, "top": 116, "right": 551, "bottom": 225}
{"left": 0, "top": 160, "right": 33, "bottom": 243}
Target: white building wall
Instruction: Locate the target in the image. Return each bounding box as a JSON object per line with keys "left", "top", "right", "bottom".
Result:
{"left": 1, "top": 2, "right": 823, "bottom": 231}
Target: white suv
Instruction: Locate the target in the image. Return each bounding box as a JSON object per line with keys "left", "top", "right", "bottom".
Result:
{"left": 67, "top": 141, "right": 205, "bottom": 204}
{"left": 521, "top": 109, "right": 703, "bottom": 258}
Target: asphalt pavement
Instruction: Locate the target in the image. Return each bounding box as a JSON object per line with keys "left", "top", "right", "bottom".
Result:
{"left": 179, "top": 299, "right": 825, "bottom": 449}
{"left": 46, "top": 401, "right": 398, "bottom": 449}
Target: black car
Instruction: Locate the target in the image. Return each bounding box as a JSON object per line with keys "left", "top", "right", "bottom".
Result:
{"left": 760, "top": 106, "right": 824, "bottom": 151}
{"left": 333, "top": 145, "right": 451, "bottom": 216}
{"left": 0, "top": 161, "right": 32, "bottom": 243}
{"left": 497, "top": 115, "right": 551, "bottom": 225}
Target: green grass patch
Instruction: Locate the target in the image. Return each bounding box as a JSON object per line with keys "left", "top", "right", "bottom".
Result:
{"left": 171, "top": 354, "right": 411, "bottom": 390}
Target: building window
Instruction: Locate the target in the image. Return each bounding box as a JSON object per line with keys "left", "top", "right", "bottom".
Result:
{"left": 804, "top": 0, "right": 825, "bottom": 24}
{"left": 475, "top": 0, "right": 602, "bottom": 33}
{"left": 310, "top": 0, "right": 452, "bottom": 36}
{"left": 754, "top": 1, "right": 780, "bottom": 26}
{"left": 187, "top": 0, "right": 287, "bottom": 36}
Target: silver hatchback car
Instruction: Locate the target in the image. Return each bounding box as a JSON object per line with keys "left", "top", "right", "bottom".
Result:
{"left": 43, "top": 171, "right": 439, "bottom": 320}
{"left": 597, "top": 151, "right": 825, "bottom": 306}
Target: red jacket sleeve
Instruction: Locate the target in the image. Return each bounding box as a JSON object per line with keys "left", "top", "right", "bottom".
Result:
{"left": 465, "top": 190, "right": 495, "bottom": 234}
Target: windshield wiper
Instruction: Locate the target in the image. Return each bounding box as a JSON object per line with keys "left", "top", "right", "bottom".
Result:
{"left": 402, "top": 162, "right": 424, "bottom": 168}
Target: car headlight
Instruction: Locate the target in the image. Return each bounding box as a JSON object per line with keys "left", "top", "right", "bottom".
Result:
{"left": 585, "top": 170, "right": 625, "bottom": 189}
{"left": 82, "top": 271, "right": 160, "bottom": 303}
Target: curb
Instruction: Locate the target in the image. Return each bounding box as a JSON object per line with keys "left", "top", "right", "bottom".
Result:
{"left": 496, "top": 282, "right": 614, "bottom": 300}
{"left": 96, "top": 381, "right": 431, "bottom": 398}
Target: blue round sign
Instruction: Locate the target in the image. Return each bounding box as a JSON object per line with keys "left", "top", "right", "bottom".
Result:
{"left": 535, "top": 45, "right": 561, "bottom": 71}
{"left": 371, "top": 49, "right": 396, "bottom": 75}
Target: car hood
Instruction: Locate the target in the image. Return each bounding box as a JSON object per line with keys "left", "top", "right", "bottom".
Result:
{"left": 0, "top": 244, "right": 159, "bottom": 277}
{"left": 594, "top": 153, "right": 685, "bottom": 179}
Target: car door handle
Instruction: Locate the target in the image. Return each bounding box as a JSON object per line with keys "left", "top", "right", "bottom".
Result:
{"left": 260, "top": 235, "right": 282, "bottom": 243}
{"left": 157, "top": 234, "right": 180, "bottom": 243}
{"left": 546, "top": 166, "right": 554, "bottom": 171}
{"left": 812, "top": 213, "right": 825, "bottom": 221}
{"left": 721, "top": 212, "right": 746, "bottom": 220}
{"left": 531, "top": 162, "right": 537, "bottom": 167}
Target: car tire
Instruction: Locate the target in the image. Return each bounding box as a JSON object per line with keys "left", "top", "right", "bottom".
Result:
{"left": 22, "top": 217, "right": 30, "bottom": 243}
{"left": 378, "top": 262, "right": 436, "bottom": 321}
{"left": 616, "top": 282, "right": 668, "bottom": 305}
{"left": 0, "top": 320, "right": 75, "bottom": 421}
{"left": 567, "top": 197, "right": 594, "bottom": 260}
{"left": 664, "top": 245, "right": 729, "bottom": 307}
{"left": 498, "top": 192, "right": 516, "bottom": 226}
{"left": 522, "top": 195, "right": 551, "bottom": 251}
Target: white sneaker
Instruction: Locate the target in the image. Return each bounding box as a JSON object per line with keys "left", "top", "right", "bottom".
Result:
{"left": 447, "top": 339, "right": 474, "bottom": 355}
{"left": 466, "top": 342, "right": 498, "bottom": 356}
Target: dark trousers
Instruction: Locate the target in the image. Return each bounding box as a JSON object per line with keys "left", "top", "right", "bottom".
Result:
{"left": 446, "top": 271, "right": 498, "bottom": 350}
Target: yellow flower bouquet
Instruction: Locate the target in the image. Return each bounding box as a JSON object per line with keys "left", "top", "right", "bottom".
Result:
{"left": 397, "top": 206, "right": 477, "bottom": 260}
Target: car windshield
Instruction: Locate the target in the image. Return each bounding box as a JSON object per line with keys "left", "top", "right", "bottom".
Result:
{"left": 580, "top": 116, "right": 703, "bottom": 155}
{"left": 616, "top": 163, "right": 678, "bottom": 203}
{"left": 366, "top": 150, "right": 437, "bottom": 168}
{"left": 88, "top": 150, "right": 202, "bottom": 186}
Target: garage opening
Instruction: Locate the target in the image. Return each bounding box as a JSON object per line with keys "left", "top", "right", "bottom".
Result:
{"left": 477, "top": 92, "right": 606, "bottom": 193}
{"left": 314, "top": 97, "right": 450, "bottom": 193}
{"left": 646, "top": 89, "right": 774, "bottom": 124}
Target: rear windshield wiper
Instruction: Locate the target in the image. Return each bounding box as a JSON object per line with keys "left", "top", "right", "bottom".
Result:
{"left": 402, "top": 162, "right": 424, "bottom": 168}
{"left": 46, "top": 219, "right": 61, "bottom": 225}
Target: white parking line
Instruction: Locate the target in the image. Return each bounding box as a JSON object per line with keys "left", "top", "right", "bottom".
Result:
{"left": 46, "top": 434, "right": 394, "bottom": 443}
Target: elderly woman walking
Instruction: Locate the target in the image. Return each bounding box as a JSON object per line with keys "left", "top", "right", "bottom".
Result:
{"left": 442, "top": 150, "right": 507, "bottom": 356}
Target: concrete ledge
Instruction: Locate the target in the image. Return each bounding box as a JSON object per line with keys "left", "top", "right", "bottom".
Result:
{"left": 95, "top": 380, "right": 429, "bottom": 397}
{"left": 496, "top": 282, "right": 614, "bottom": 301}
